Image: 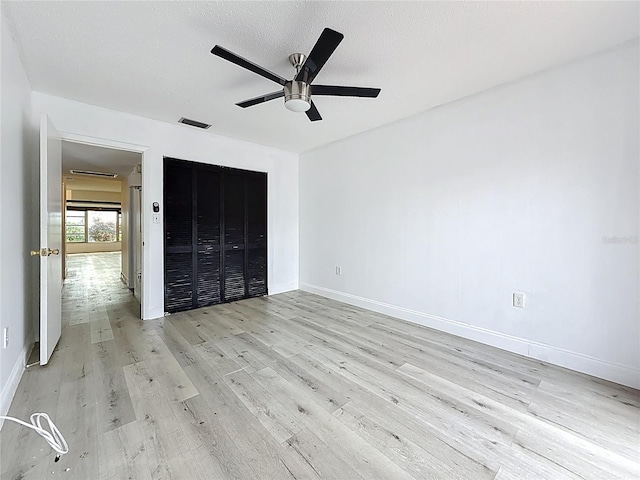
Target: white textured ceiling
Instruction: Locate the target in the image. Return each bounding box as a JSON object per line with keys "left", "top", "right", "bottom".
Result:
{"left": 62, "top": 141, "right": 141, "bottom": 178}
{"left": 3, "top": 1, "right": 638, "bottom": 153}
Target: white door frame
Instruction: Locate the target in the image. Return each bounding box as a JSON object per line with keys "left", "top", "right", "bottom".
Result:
{"left": 59, "top": 131, "right": 149, "bottom": 318}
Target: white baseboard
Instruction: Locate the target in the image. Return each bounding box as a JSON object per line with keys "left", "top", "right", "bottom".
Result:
{"left": 269, "top": 282, "right": 299, "bottom": 296}
{"left": 120, "top": 272, "right": 129, "bottom": 287}
{"left": 0, "top": 339, "right": 33, "bottom": 429}
{"left": 300, "top": 283, "right": 640, "bottom": 389}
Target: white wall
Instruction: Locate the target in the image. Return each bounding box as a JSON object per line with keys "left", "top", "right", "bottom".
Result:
{"left": 0, "top": 12, "right": 36, "bottom": 419}
{"left": 66, "top": 242, "right": 121, "bottom": 254}
{"left": 300, "top": 41, "right": 640, "bottom": 388}
{"left": 32, "top": 93, "right": 299, "bottom": 320}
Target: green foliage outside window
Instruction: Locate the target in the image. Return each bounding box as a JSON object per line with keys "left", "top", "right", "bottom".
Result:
{"left": 88, "top": 217, "right": 117, "bottom": 242}
{"left": 66, "top": 225, "right": 85, "bottom": 243}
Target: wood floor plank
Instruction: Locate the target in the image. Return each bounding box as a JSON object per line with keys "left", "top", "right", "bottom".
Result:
{"left": 267, "top": 352, "right": 352, "bottom": 413}
{"left": 223, "top": 369, "right": 306, "bottom": 443}
{"left": 252, "top": 366, "right": 416, "bottom": 480}
{"left": 52, "top": 329, "right": 99, "bottom": 480}
{"left": 333, "top": 401, "right": 494, "bottom": 480}
{"left": 214, "top": 335, "right": 269, "bottom": 374}
{"left": 527, "top": 380, "right": 640, "bottom": 460}
{"left": 193, "top": 341, "right": 243, "bottom": 376}
{"left": 98, "top": 421, "right": 152, "bottom": 480}
{"left": 90, "top": 313, "right": 115, "bottom": 344}
{"left": 165, "top": 311, "right": 209, "bottom": 346}
{"left": 112, "top": 317, "right": 199, "bottom": 403}
{"left": 123, "top": 360, "right": 206, "bottom": 480}
{"left": 153, "top": 318, "right": 202, "bottom": 368}
{"left": 397, "top": 362, "right": 640, "bottom": 478}
{"left": 182, "top": 362, "right": 301, "bottom": 480}
{"left": 91, "top": 340, "right": 136, "bottom": 434}
{"left": 284, "top": 428, "right": 365, "bottom": 480}
{"left": 223, "top": 303, "right": 312, "bottom": 357}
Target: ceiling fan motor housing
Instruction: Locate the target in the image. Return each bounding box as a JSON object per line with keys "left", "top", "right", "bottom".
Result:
{"left": 284, "top": 81, "right": 311, "bottom": 112}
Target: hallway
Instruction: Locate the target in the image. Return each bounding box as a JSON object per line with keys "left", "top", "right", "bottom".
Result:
{"left": 1, "top": 252, "right": 140, "bottom": 478}
{"left": 64, "top": 252, "right": 139, "bottom": 332}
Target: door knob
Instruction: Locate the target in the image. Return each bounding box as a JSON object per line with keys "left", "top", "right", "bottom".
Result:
{"left": 30, "top": 248, "right": 60, "bottom": 256}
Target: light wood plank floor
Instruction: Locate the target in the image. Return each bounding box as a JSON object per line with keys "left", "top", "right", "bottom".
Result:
{"left": 1, "top": 252, "right": 638, "bottom": 479}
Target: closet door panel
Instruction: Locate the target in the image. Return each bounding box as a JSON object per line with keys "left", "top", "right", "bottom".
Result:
{"left": 247, "top": 174, "right": 267, "bottom": 246}
{"left": 224, "top": 250, "right": 245, "bottom": 301}
{"left": 197, "top": 251, "right": 221, "bottom": 307}
{"left": 224, "top": 173, "right": 245, "bottom": 246}
{"left": 246, "top": 173, "right": 267, "bottom": 296}
{"left": 247, "top": 247, "right": 267, "bottom": 297}
{"left": 165, "top": 253, "right": 193, "bottom": 312}
{"left": 165, "top": 163, "right": 193, "bottom": 249}
{"left": 164, "top": 162, "right": 194, "bottom": 312}
{"left": 196, "top": 169, "right": 221, "bottom": 307}
{"left": 223, "top": 172, "right": 246, "bottom": 302}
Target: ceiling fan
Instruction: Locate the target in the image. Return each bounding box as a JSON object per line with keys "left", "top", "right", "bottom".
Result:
{"left": 211, "top": 28, "right": 381, "bottom": 122}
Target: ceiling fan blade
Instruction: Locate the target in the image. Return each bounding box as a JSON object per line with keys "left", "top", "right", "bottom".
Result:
{"left": 295, "top": 28, "right": 344, "bottom": 84}
{"left": 236, "top": 90, "right": 284, "bottom": 108}
{"left": 312, "top": 85, "right": 381, "bottom": 98}
{"left": 211, "top": 45, "right": 287, "bottom": 86}
{"left": 305, "top": 101, "right": 322, "bottom": 122}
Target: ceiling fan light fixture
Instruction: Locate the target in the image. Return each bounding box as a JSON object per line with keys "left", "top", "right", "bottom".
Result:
{"left": 284, "top": 81, "right": 311, "bottom": 112}
{"left": 285, "top": 98, "right": 311, "bottom": 112}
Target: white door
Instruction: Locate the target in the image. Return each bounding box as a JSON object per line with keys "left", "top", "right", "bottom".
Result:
{"left": 37, "top": 114, "right": 63, "bottom": 365}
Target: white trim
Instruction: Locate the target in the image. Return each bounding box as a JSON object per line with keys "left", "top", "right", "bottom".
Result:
{"left": 59, "top": 131, "right": 148, "bottom": 153}
{"left": 269, "top": 282, "right": 299, "bottom": 296}
{"left": 0, "top": 340, "right": 33, "bottom": 429}
{"left": 120, "top": 272, "right": 129, "bottom": 286}
{"left": 299, "top": 283, "right": 640, "bottom": 389}
{"left": 58, "top": 131, "right": 150, "bottom": 320}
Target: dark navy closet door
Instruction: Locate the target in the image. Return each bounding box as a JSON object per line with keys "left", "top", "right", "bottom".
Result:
{"left": 164, "top": 158, "right": 267, "bottom": 313}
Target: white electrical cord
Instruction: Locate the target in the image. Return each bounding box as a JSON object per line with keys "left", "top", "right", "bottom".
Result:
{"left": 0, "top": 413, "right": 68, "bottom": 461}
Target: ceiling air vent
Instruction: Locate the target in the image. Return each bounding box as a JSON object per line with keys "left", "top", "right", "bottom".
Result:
{"left": 178, "top": 117, "right": 211, "bottom": 129}
{"left": 69, "top": 169, "right": 118, "bottom": 178}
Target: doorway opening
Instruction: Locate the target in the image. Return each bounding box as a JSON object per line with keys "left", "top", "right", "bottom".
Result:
{"left": 61, "top": 141, "right": 143, "bottom": 317}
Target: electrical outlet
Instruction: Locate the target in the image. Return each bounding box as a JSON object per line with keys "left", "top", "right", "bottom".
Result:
{"left": 335, "top": 266, "right": 341, "bottom": 276}
{"left": 3, "top": 327, "right": 8, "bottom": 348}
{"left": 513, "top": 293, "right": 525, "bottom": 308}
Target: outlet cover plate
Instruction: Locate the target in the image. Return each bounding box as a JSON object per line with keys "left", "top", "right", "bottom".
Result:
{"left": 513, "top": 293, "right": 525, "bottom": 308}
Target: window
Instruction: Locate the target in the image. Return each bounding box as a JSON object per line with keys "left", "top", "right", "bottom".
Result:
{"left": 65, "top": 207, "right": 122, "bottom": 243}
{"left": 87, "top": 210, "right": 118, "bottom": 242}
{"left": 65, "top": 210, "right": 86, "bottom": 243}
